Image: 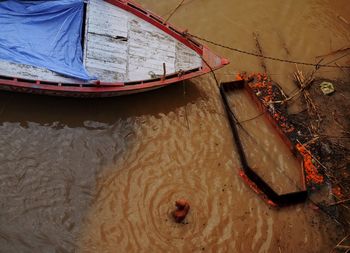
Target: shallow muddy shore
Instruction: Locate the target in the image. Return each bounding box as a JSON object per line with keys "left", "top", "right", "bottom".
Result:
{"left": 288, "top": 77, "right": 350, "bottom": 227}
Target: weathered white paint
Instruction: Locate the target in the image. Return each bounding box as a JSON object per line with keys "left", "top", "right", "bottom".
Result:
{"left": 0, "top": 60, "right": 85, "bottom": 83}
{"left": 127, "top": 18, "right": 176, "bottom": 81}
{"left": 0, "top": 0, "right": 202, "bottom": 83}
{"left": 88, "top": 0, "right": 128, "bottom": 38}
{"left": 175, "top": 42, "right": 202, "bottom": 72}
{"left": 84, "top": 0, "right": 129, "bottom": 82}
{"left": 85, "top": 33, "right": 128, "bottom": 82}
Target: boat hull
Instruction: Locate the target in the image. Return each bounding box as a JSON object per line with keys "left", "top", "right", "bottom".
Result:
{"left": 0, "top": 0, "right": 228, "bottom": 97}
{"left": 0, "top": 82, "right": 164, "bottom": 97}
{"left": 0, "top": 67, "right": 212, "bottom": 97}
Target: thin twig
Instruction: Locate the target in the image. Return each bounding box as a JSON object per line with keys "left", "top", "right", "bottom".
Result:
{"left": 325, "top": 51, "right": 350, "bottom": 65}
{"left": 301, "top": 136, "right": 320, "bottom": 146}
{"left": 332, "top": 234, "right": 350, "bottom": 252}
{"left": 296, "top": 139, "right": 331, "bottom": 173}
{"left": 316, "top": 46, "right": 350, "bottom": 59}
{"left": 329, "top": 198, "right": 350, "bottom": 206}
{"left": 182, "top": 81, "right": 190, "bottom": 131}
{"left": 333, "top": 111, "right": 350, "bottom": 135}
{"left": 335, "top": 62, "right": 346, "bottom": 74}
{"left": 253, "top": 32, "right": 267, "bottom": 73}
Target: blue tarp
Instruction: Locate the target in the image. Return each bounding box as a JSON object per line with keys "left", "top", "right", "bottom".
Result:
{"left": 0, "top": 0, "right": 95, "bottom": 81}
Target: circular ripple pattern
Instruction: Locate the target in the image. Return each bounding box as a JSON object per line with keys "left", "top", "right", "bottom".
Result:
{"left": 77, "top": 80, "right": 338, "bottom": 253}
{"left": 78, "top": 82, "right": 242, "bottom": 252}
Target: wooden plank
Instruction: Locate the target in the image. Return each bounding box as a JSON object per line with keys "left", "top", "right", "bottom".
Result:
{"left": 0, "top": 0, "right": 203, "bottom": 83}
{"left": 127, "top": 18, "right": 176, "bottom": 81}
{"left": 88, "top": 0, "right": 128, "bottom": 38}
{"left": 175, "top": 42, "right": 202, "bottom": 71}
{"left": 0, "top": 60, "right": 85, "bottom": 83}
{"left": 86, "top": 34, "right": 127, "bottom": 67}
{"left": 85, "top": 0, "right": 128, "bottom": 81}
{"left": 86, "top": 57, "right": 125, "bottom": 73}
{"left": 86, "top": 66, "right": 125, "bottom": 82}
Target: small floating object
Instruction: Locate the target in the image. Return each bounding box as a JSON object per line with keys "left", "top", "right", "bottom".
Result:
{"left": 172, "top": 199, "right": 190, "bottom": 223}
{"left": 319, "top": 81, "right": 335, "bottom": 95}
{"left": 337, "top": 15, "right": 350, "bottom": 25}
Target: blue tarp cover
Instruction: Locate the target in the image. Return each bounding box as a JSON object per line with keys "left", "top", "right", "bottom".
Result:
{"left": 0, "top": 0, "right": 95, "bottom": 81}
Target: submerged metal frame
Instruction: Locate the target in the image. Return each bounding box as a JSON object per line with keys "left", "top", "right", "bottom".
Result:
{"left": 220, "top": 80, "right": 308, "bottom": 206}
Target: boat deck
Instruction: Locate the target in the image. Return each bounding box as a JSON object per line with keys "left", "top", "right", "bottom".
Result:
{"left": 0, "top": 0, "right": 202, "bottom": 84}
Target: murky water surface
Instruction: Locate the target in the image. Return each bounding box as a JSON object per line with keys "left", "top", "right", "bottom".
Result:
{"left": 1, "top": 0, "right": 349, "bottom": 252}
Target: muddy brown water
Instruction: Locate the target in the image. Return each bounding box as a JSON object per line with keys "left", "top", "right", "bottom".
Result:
{"left": 1, "top": 0, "right": 349, "bottom": 252}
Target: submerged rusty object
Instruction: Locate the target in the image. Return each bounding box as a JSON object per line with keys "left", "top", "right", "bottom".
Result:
{"left": 220, "top": 79, "right": 308, "bottom": 206}
{"left": 172, "top": 199, "right": 190, "bottom": 223}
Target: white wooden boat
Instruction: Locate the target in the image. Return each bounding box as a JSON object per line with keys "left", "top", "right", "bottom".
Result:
{"left": 0, "top": 0, "right": 229, "bottom": 97}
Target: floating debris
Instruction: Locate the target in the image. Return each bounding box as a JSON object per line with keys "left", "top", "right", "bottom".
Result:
{"left": 319, "top": 81, "right": 335, "bottom": 95}
{"left": 172, "top": 199, "right": 190, "bottom": 223}
{"left": 337, "top": 15, "right": 350, "bottom": 25}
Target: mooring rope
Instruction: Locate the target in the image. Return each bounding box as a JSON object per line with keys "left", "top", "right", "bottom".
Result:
{"left": 186, "top": 33, "right": 350, "bottom": 69}
{"left": 163, "top": 0, "right": 350, "bottom": 69}
{"left": 324, "top": 51, "right": 350, "bottom": 65}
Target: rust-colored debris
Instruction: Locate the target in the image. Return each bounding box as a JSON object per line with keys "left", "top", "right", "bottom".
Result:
{"left": 172, "top": 199, "right": 190, "bottom": 223}
{"left": 332, "top": 186, "right": 343, "bottom": 198}
{"left": 296, "top": 143, "right": 324, "bottom": 184}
